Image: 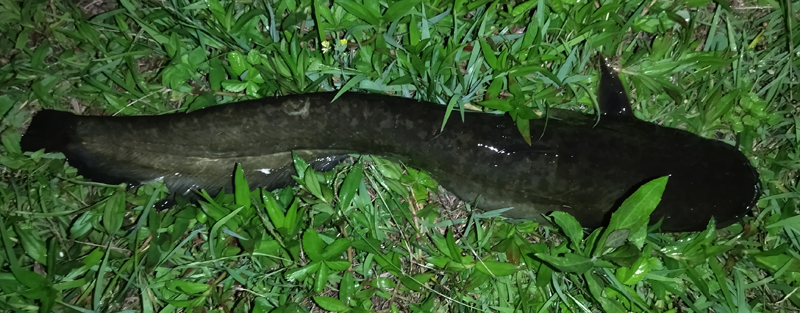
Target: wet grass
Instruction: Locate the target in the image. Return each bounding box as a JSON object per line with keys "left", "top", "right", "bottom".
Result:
{"left": 0, "top": 0, "right": 798, "bottom": 312}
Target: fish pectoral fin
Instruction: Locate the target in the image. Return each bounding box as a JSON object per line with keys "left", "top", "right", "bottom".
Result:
{"left": 595, "top": 53, "right": 634, "bottom": 118}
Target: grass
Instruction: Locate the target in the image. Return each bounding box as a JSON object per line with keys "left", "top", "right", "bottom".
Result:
{"left": 0, "top": 0, "right": 798, "bottom": 312}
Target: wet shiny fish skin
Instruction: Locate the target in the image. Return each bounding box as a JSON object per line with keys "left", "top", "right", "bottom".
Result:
{"left": 20, "top": 65, "right": 759, "bottom": 232}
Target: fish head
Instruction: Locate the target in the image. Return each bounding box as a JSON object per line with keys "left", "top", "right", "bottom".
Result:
{"left": 652, "top": 137, "right": 760, "bottom": 232}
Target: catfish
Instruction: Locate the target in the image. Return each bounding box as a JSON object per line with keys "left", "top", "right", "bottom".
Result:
{"left": 20, "top": 58, "right": 760, "bottom": 232}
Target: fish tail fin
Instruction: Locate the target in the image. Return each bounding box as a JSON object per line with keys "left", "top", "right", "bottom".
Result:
{"left": 21, "top": 110, "right": 78, "bottom": 153}
{"left": 22, "top": 110, "right": 138, "bottom": 186}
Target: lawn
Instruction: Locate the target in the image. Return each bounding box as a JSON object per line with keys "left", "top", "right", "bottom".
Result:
{"left": 0, "top": 0, "right": 798, "bottom": 312}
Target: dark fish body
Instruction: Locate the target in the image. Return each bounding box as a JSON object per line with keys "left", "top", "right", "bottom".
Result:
{"left": 20, "top": 59, "right": 760, "bottom": 232}
{"left": 21, "top": 91, "right": 758, "bottom": 232}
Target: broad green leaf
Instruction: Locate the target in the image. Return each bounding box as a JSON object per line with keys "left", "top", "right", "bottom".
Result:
{"left": 166, "top": 297, "right": 207, "bottom": 308}
{"left": 512, "top": 0, "right": 537, "bottom": 16}
{"left": 596, "top": 176, "right": 668, "bottom": 256}
{"left": 440, "top": 95, "right": 460, "bottom": 132}
{"left": 383, "top": 0, "right": 420, "bottom": 23}
{"left": 340, "top": 272, "right": 357, "bottom": 304}
{"left": 409, "top": 15, "right": 420, "bottom": 46}
{"left": 480, "top": 99, "right": 512, "bottom": 111}
{"left": 426, "top": 255, "right": 449, "bottom": 268}
{"left": 187, "top": 47, "right": 206, "bottom": 66}
{"left": 374, "top": 252, "right": 403, "bottom": 276}
{"left": 516, "top": 118, "right": 532, "bottom": 145}
{"left": 314, "top": 262, "right": 330, "bottom": 293}
{"left": 262, "top": 191, "right": 285, "bottom": 229}
{"left": 285, "top": 261, "right": 321, "bottom": 282}
{"left": 199, "top": 193, "right": 239, "bottom": 230}
{"left": 314, "top": 296, "right": 349, "bottom": 312}
{"left": 534, "top": 253, "right": 594, "bottom": 274}
{"left": 486, "top": 78, "right": 505, "bottom": 99}
{"left": 254, "top": 239, "right": 281, "bottom": 256}
{"left": 616, "top": 256, "right": 658, "bottom": 285}
{"left": 233, "top": 163, "right": 252, "bottom": 211}
{"left": 209, "top": 207, "right": 244, "bottom": 259}
{"left": 412, "top": 183, "right": 427, "bottom": 202}
{"left": 478, "top": 40, "right": 498, "bottom": 70}
{"left": 303, "top": 229, "right": 325, "bottom": 261}
{"left": 336, "top": 0, "right": 380, "bottom": 25}
{"left": 228, "top": 51, "right": 248, "bottom": 76}
{"left": 292, "top": 152, "right": 310, "bottom": 179}
{"left": 603, "top": 229, "right": 630, "bottom": 250}
{"left": 39, "top": 286, "right": 57, "bottom": 313}
{"left": 601, "top": 242, "right": 641, "bottom": 268}
{"left": 11, "top": 223, "right": 46, "bottom": 265}
{"left": 204, "top": 0, "right": 230, "bottom": 30}
{"left": 10, "top": 267, "right": 47, "bottom": 290}
{"left": 209, "top": 58, "right": 225, "bottom": 91}
{"left": 304, "top": 167, "right": 324, "bottom": 201}
{"left": 475, "top": 261, "right": 520, "bottom": 276}
{"left": 550, "top": 211, "right": 584, "bottom": 248}
{"left": 246, "top": 49, "right": 260, "bottom": 65}
{"left": 321, "top": 238, "right": 351, "bottom": 260}
{"left": 103, "top": 192, "right": 125, "bottom": 235}
{"left": 445, "top": 228, "right": 463, "bottom": 263}
{"left": 339, "top": 161, "right": 363, "bottom": 210}
{"left": 270, "top": 56, "right": 293, "bottom": 78}
{"left": 372, "top": 157, "right": 403, "bottom": 180}
{"left": 332, "top": 74, "right": 367, "bottom": 102}
{"left": 400, "top": 273, "right": 434, "bottom": 292}
{"left": 166, "top": 280, "right": 211, "bottom": 294}
{"left": 352, "top": 238, "right": 382, "bottom": 254}
{"left": 374, "top": 276, "right": 396, "bottom": 289}
{"left": 325, "top": 260, "right": 351, "bottom": 272}
{"left": 284, "top": 198, "right": 299, "bottom": 236}
{"left": 221, "top": 80, "right": 247, "bottom": 92}
{"left": 46, "top": 238, "right": 58, "bottom": 282}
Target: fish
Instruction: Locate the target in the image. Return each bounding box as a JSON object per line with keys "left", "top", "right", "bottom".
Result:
{"left": 20, "top": 58, "right": 760, "bottom": 232}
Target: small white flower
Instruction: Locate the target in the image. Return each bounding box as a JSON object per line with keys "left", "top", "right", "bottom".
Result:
{"left": 321, "top": 40, "right": 331, "bottom": 53}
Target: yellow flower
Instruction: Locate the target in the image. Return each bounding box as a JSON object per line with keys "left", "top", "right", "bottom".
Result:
{"left": 339, "top": 39, "right": 348, "bottom": 46}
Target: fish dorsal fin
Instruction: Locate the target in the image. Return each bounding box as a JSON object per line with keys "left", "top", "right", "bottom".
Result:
{"left": 596, "top": 54, "right": 634, "bottom": 118}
